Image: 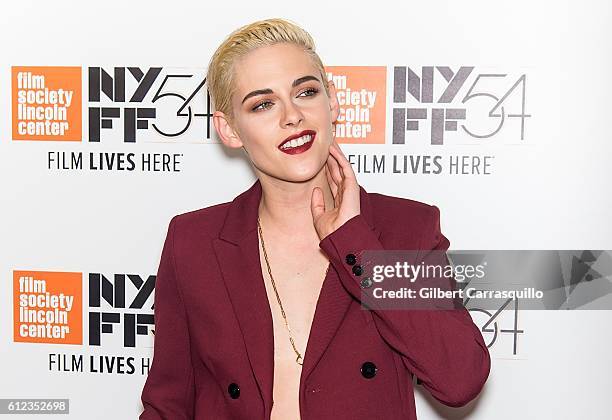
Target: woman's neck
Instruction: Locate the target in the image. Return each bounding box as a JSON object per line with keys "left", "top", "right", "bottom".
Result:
{"left": 256, "top": 169, "right": 335, "bottom": 241}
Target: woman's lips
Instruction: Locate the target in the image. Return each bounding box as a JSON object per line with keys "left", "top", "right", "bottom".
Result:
{"left": 278, "top": 133, "right": 316, "bottom": 155}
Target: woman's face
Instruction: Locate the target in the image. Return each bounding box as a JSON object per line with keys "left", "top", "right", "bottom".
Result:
{"left": 215, "top": 42, "right": 339, "bottom": 183}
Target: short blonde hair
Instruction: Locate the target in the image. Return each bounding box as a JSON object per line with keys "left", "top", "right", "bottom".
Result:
{"left": 206, "top": 18, "right": 329, "bottom": 122}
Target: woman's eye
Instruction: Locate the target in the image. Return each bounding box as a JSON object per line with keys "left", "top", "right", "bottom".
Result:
{"left": 252, "top": 101, "right": 273, "bottom": 112}
{"left": 299, "top": 87, "right": 319, "bottom": 97}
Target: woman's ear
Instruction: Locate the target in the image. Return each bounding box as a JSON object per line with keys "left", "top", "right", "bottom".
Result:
{"left": 213, "top": 111, "right": 243, "bottom": 149}
{"left": 327, "top": 80, "right": 340, "bottom": 124}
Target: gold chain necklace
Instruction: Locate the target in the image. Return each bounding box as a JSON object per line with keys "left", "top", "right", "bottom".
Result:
{"left": 256, "top": 216, "right": 330, "bottom": 366}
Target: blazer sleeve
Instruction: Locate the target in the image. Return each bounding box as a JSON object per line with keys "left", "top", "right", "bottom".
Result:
{"left": 140, "top": 216, "right": 195, "bottom": 419}
{"left": 318, "top": 206, "right": 491, "bottom": 408}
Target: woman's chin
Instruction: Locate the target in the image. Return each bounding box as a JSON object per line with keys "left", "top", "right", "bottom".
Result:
{"left": 277, "top": 165, "right": 323, "bottom": 183}
{"left": 259, "top": 153, "right": 328, "bottom": 183}
{"left": 286, "top": 171, "right": 319, "bottom": 183}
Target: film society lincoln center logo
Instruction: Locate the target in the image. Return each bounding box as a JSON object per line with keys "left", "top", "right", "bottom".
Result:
{"left": 13, "top": 271, "right": 82, "bottom": 344}
{"left": 325, "top": 66, "right": 386, "bottom": 144}
{"left": 12, "top": 66, "right": 82, "bottom": 141}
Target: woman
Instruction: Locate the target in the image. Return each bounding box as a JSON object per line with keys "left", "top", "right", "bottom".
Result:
{"left": 140, "top": 18, "right": 490, "bottom": 420}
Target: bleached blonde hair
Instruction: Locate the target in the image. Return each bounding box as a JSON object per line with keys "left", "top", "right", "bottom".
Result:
{"left": 206, "top": 18, "right": 329, "bottom": 123}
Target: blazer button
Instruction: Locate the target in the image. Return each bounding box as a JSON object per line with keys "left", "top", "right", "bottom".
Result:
{"left": 345, "top": 253, "right": 357, "bottom": 265}
{"left": 228, "top": 383, "right": 240, "bottom": 399}
{"left": 352, "top": 265, "right": 363, "bottom": 276}
{"left": 361, "top": 361, "right": 377, "bottom": 379}
{"left": 360, "top": 277, "right": 373, "bottom": 289}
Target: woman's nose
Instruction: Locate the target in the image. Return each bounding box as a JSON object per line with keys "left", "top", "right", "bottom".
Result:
{"left": 280, "top": 100, "right": 304, "bottom": 127}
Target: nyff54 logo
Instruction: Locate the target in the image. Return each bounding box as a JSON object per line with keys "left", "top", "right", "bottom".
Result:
{"left": 393, "top": 66, "right": 530, "bottom": 145}
{"left": 89, "top": 272, "right": 155, "bottom": 348}
{"left": 88, "top": 67, "right": 212, "bottom": 143}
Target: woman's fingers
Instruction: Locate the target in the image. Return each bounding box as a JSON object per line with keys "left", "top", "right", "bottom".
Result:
{"left": 324, "top": 164, "right": 338, "bottom": 198}
{"left": 329, "top": 143, "right": 356, "bottom": 185}
{"left": 330, "top": 140, "right": 350, "bottom": 172}
{"left": 329, "top": 142, "right": 345, "bottom": 179}
{"left": 327, "top": 149, "right": 343, "bottom": 186}
{"left": 310, "top": 186, "right": 325, "bottom": 222}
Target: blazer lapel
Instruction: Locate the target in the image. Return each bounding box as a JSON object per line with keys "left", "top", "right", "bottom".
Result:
{"left": 211, "top": 179, "right": 382, "bottom": 407}
{"left": 300, "top": 184, "right": 382, "bottom": 385}
{"left": 212, "top": 180, "right": 274, "bottom": 411}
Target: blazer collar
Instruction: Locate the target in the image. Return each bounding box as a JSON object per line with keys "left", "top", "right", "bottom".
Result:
{"left": 218, "top": 178, "right": 379, "bottom": 244}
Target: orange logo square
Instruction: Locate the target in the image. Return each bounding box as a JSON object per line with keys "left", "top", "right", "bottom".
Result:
{"left": 325, "top": 66, "right": 386, "bottom": 144}
{"left": 13, "top": 270, "right": 83, "bottom": 344}
{"left": 12, "top": 66, "right": 82, "bottom": 141}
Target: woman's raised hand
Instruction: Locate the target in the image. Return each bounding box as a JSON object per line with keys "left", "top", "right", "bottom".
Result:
{"left": 310, "top": 140, "right": 361, "bottom": 240}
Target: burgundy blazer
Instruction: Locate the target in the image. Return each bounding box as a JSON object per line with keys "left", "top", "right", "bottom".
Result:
{"left": 139, "top": 179, "right": 490, "bottom": 420}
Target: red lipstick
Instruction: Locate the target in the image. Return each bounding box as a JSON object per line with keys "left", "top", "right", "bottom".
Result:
{"left": 278, "top": 130, "right": 316, "bottom": 155}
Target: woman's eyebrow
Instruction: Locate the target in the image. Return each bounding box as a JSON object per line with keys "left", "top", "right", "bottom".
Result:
{"left": 241, "top": 75, "right": 321, "bottom": 104}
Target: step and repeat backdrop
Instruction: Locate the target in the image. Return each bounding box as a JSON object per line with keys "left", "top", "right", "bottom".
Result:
{"left": 1, "top": 1, "right": 611, "bottom": 419}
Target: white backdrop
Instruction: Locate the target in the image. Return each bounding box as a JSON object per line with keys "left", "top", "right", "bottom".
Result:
{"left": 1, "top": 0, "right": 611, "bottom": 419}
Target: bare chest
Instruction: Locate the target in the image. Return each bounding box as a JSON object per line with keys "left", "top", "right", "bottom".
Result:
{"left": 258, "top": 245, "right": 330, "bottom": 357}
{"left": 257, "top": 241, "right": 330, "bottom": 419}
